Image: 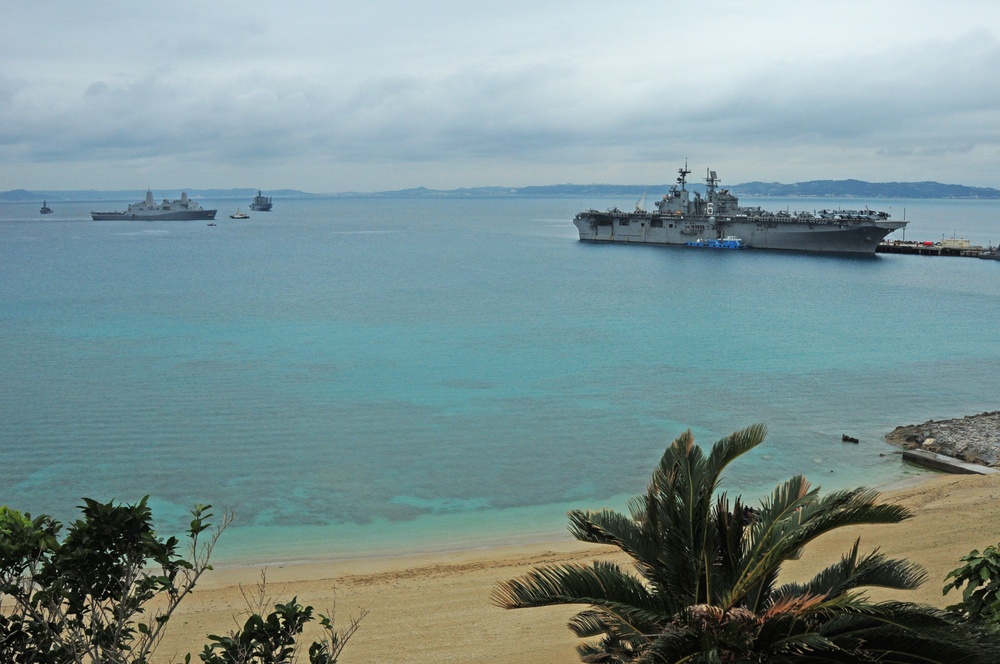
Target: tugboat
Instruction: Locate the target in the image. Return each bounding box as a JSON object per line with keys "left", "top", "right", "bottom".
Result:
{"left": 249, "top": 190, "right": 272, "bottom": 211}
{"left": 39, "top": 201, "right": 53, "bottom": 214}
{"left": 229, "top": 208, "right": 249, "bottom": 219}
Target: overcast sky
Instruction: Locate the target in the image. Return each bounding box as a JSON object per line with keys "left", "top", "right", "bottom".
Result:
{"left": 4, "top": 1, "right": 1000, "bottom": 192}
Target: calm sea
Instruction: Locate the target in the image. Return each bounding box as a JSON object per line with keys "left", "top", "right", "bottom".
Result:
{"left": 2, "top": 195, "right": 998, "bottom": 563}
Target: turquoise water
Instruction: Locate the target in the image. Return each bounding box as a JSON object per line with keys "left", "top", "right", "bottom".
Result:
{"left": 2, "top": 196, "right": 998, "bottom": 563}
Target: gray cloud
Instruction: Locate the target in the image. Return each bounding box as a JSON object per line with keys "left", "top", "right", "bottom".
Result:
{"left": 4, "top": 1, "right": 1000, "bottom": 190}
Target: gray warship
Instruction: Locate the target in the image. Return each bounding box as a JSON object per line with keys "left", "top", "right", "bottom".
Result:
{"left": 91, "top": 190, "right": 216, "bottom": 221}
{"left": 249, "top": 189, "right": 273, "bottom": 211}
{"left": 573, "top": 165, "right": 907, "bottom": 254}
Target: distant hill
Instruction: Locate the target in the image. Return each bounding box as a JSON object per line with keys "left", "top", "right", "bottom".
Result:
{"left": 728, "top": 180, "right": 1000, "bottom": 199}
{"left": 0, "top": 188, "right": 320, "bottom": 202}
{"left": 1, "top": 184, "right": 669, "bottom": 201}
{"left": 339, "top": 180, "right": 1000, "bottom": 199}
{"left": 4, "top": 180, "right": 1000, "bottom": 201}
{"left": 340, "top": 184, "right": 668, "bottom": 198}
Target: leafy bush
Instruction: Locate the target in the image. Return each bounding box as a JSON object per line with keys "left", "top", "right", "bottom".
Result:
{"left": 0, "top": 497, "right": 362, "bottom": 664}
{"left": 197, "top": 571, "right": 365, "bottom": 664}
{"left": 944, "top": 543, "right": 1000, "bottom": 624}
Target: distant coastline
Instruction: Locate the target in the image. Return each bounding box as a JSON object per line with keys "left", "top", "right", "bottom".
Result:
{"left": 0, "top": 188, "right": 321, "bottom": 203}
{"left": 4, "top": 179, "right": 1000, "bottom": 202}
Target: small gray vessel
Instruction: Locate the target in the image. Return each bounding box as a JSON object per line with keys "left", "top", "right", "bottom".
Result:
{"left": 574, "top": 165, "right": 907, "bottom": 254}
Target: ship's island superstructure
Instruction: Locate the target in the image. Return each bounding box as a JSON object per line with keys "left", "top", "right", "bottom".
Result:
{"left": 91, "top": 190, "right": 217, "bottom": 221}
{"left": 573, "top": 165, "right": 907, "bottom": 254}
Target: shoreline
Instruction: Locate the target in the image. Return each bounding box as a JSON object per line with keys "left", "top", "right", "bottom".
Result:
{"left": 205, "top": 467, "right": 931, "bottom": 570}
{"left": 885, "top": 410, "right": 1000, "bottom": 467}
{"left": 155, "top": 470, "right": 1000, "bottom": 663}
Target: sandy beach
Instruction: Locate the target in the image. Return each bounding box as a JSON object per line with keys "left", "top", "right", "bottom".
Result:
{"left": 155, "top": 472, "right": 1000, "bottom": 663}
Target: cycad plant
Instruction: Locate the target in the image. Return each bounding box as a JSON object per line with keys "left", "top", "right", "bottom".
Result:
{"left": 493, "top": 424, "right": 998, "bottom": 663}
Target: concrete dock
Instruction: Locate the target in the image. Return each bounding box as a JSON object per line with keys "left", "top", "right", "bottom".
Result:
{"left": 902, "top": 449, "right": 1000, "bottom": 475}
{"left": 877, "top": 239, "right": 997, "bottom": 258}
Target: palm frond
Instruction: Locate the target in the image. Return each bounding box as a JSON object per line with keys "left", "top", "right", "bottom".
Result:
{"left": 815, "top": 602, "right": 1000, "bottom": 663}
{"left": 775, "top": 539, "right": 927, "bottom": 601}
{"left": 635, "top": 625, "right": 707, "bottom": 664}
{"left": 642, "top": 426, "right": 766, "bottom": 612}
{"left": 568, "top": 508, "right": 639, "bottom": 546}
{"left": 752, "top": 596, "right": 998, "bottom": 663}
{"left": 492, "top": 560, "right": 664, "bottom": 639}
{"left": 567, "top": 606, "right": 665, "bottom": 662}
{"left": 752, "top": 474, "right": 818, "bottom": 535}
{"left": 731, "top": 486, "right": 913, "bottom": 608}
{"left": 567, "top": 609, "right": 619, "bottom": 638}
{"left": 578, "top": 632, "right": 649, "bottom": 664}
{"left": 567, "top": 508, "right": 663, "bottom": 577}
{"left": 758, "top": 631, "right": 847, "bottom": 661}
{"left": 704, "top": 424, "right": 768, "bottom": 489}
{"left": 773, "top": 494, "right": 911, "bottom": 562}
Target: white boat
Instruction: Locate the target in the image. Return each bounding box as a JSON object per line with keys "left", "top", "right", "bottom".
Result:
{"left": 230, "top": 208, "right": 249, "bottom": 219}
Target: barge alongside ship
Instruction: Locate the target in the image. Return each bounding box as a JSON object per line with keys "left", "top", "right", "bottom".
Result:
{"left": 574, "top": 165, "right": 907, "bottom": 254}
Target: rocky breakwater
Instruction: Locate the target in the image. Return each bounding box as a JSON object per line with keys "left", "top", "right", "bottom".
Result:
{"left": 885, "top": 411, "right": 1000, "bottom": 468}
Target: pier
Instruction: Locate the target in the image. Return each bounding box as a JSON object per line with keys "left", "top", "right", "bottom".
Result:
{"left": 877, "top": 238, "right": 996, "bottom": 258}
{"left": 902, "top": 449, "right": 1000, "bottom": 475}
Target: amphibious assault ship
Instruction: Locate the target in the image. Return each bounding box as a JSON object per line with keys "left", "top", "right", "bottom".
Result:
{"left": 573, "top": 165, "right": 907, "bottom": 254}
{"left": 91, "top": 190, "right": 217, "bottom": 221}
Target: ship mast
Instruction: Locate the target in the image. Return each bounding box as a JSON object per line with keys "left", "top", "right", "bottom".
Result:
{"left": 676, "top": 162, "right": 691, "bottom": 190}
{"left": 705, "top": 169, "right": 719, "bottom": 205}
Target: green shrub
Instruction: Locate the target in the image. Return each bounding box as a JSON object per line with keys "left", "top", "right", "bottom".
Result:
{"left": 944, "top": 543, "right": 1000, "bottom": 624}
{"left": 0, "top": 498, "right": 362, "bottom": 663}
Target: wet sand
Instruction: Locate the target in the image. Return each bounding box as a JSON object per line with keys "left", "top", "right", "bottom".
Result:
{"left": 155, "top": 472, "right": 1000, "bottom": 663}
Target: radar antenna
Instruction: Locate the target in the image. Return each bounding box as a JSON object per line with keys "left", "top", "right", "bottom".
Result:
{"left": 676, "top": 160, "right": 691, "bottom": 189}
{"left": 705, "top": 169, "right": 719, "bottom": 189}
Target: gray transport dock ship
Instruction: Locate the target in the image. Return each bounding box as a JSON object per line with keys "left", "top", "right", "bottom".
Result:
{"left": 91, "top": 190, "right": 217, "bottom": 221}
{"left": 574, "top": 165, "right": 907, "bottom": 254}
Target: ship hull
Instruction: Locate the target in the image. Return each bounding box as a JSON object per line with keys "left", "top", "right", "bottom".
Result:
{"left": 574, "top": 213, "right": 905, "bottom": 254}
{"left": 91, "top": 210, "right": 217, "bottom": 221}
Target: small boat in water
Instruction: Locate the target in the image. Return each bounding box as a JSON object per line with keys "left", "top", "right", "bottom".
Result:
{"left": 230, "top": 208, "right": 249, "bottom": 219}
{"left": 39, "top": 201, "right": 53, "bottom": 214}
{"left": 685, "top": 236, "right": 745, "bottom": 249}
